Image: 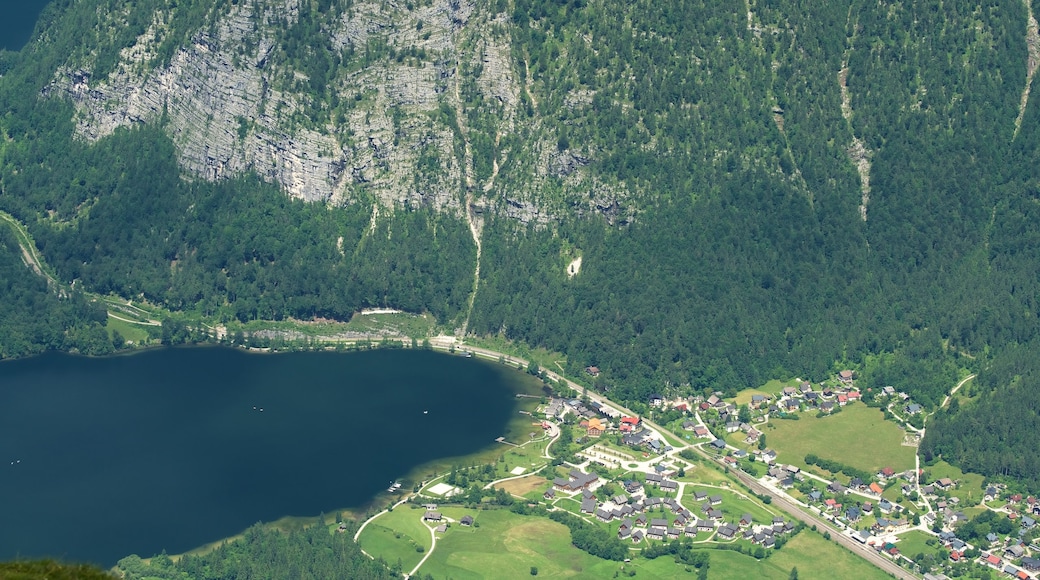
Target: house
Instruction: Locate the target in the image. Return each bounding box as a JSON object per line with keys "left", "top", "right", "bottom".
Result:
{"left": 683, "top": 420, "right": 698, "bottom": 431}
{"left": 585, "top": 417, "right": 605, "bottom": 437}
{"left": 827, "top": 481, "right": 847, "bottom": 494}
{"left": 580, "top": 498, "right": 596, "bottom": 513}
{"left": 631, "top": 530, "right": 644, "bottom": 543}
{"left": 846, "top": 506, "right": 862, "bottom": 521}
{"left": 711, "top": 439, "right": 727, "bottom": 450}
{"left": 761, "top": 449, "right": 778, "bottom": 463}
{"left": 650, "top": 518, "right": 669, "bottom": 529}
{"left": 725, "top": 421, "right": 741, "bottom": 433}
{"left": 424, "top": 511, "right": 442, "bottom": 521}
{"left": 809, "top": 491, "right": 823, "bottom": 502}
{"left": 698, "top": 520, "right": 714, "bottom": 532}
{"left": 905, "top": 403, "right": 923, "bottom": 415}
{"left": 837, "top": 393, "right": 848, "bottom": 405}
{"left": 986, "top": 486, "right": 998, "bottom": 502}
{"left": 847, "top": 390, "right": 861, "bottom": 401}
{"left": 820, "top": 401, "right": 835, "bottom": 413}
{"left": 585, "top": 366, "right": 600, "bottom": 377}
{"left": 685, "top": 525, "right": 698, "bottom": 538}
{"left": 661, "top": 480, "right": 678, "bottom": 492}
{"left": 784, "top": 399, "right": 800, "bottom": 411}
{"left": 878, "top": 499, "right": 894, "bottom": 513}
{"left": 935, "top": 477, "right": 955, "bottom": 490}
{"left": 647, "top": 528, "right": 665, "bottom": 541}
{"left": 985, "top": 554, "right": 1003, "bottom": 568}
{"left": 694, "top": 425, "right": 710, "bottom": 438}
{"left": 434, "top": 524, "right": 447, "bottom": 533}
{"left": 649, "top": 394, "right": 664, "bottom": 407}
{"left": 1022, "top": 515, "right": 1036, "bottom": 528}
{"left": 1021, "top": 557, "right": 1040, "bottom": 571}
{"left": 553, "top": 469, "right": 599, "bottom": 492}
{"left": 621, "top": 416, "right": 640, "bottom": 428}
{"left": 717, "top": 524, "right": 737, "bottom": 539}
{"left": 855, "top": 530, "right": 872, "bottom": 544}
{"left": 783, "top": 386, "right": 798, "bottom": 397}
{"left": 709, "top": 509, "right": 724, "bottom": 521}
{"left": 1007, "top": 545, "right": 1026, "bottom": 559}
{"left": 751, "top": 394, "right": 768, "bottom": 408}
{"left": 869, "top": 482, "right": 884, "bottom": 495}
{"left": 838, "top": 370, "right": 854, "bottom": 383}
{"left": 543, "top": 488, "right": 555, "bottom": 500}
{"left": 667, "top": 528, "right": 681, "bottom": 540}
{"left": 645, "top": 472, "right": 663, "bottom": 486}
{"left": 460, "top": 515, "right": 474, "bottom": 526}
{"left": 618, "top": 527, "right": 632, "bottom": 540}
{"left": 740, "top": 513, "right": 754, "bottom": 526}
{"left": 710, "top": 495, "right": 723, "bottom": 505}
{"left": 596, "top": 508, "right": 613, "bottom": 522}
{"left": 879, "top": 466, "right": 895, "bottom": 479}
{"left": 882, "top": 386, "right": 896, "bottom": 396}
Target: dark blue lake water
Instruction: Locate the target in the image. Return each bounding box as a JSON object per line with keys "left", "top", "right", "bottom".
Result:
{"left": 1, "top": 0, "right": 52, "bottom": 51}
{"left": 0, "top": 347, "right": 525, "bottom": 566}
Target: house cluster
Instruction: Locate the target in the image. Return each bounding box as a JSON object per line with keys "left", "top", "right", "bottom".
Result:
{"left": 979, "top": 549, "right": 1040, "bottom": 580}
{"left": 544, "top": 397, "right": 621, "bottom": 422}
{"left": 621, "top": 422, "right": 669, "bottom": 455}
{"left": 696, "top": 393, "right": 738, "bottom": 420}
{"left": 681, "top": 420, "right": 712, "bottom": 439}
{"left": 552, "top": 469, "right": 600, "bottom": 493}
{"left": 420, "top": 505, "right": 475, "bottom": 533}
{"left": 776, "top": 380, "right": 862, "bottom": 414}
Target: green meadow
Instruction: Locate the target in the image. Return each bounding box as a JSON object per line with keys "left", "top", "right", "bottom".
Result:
{"left": 766, "top": 404, "right": 916, "bottom": 474}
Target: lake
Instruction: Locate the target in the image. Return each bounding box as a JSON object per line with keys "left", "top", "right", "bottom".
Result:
{"left": 1, "top": 0, "right": 53, "bottom": 51}
{"left": 0, "top": 347, "right": 528, "bottom": 566}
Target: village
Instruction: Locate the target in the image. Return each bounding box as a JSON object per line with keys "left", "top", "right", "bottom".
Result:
{"left": 535, "top": 368, "right": 1040, "bottom": 579}
{"left": 355, "top": 357, "right": 1039, "bottom": 579}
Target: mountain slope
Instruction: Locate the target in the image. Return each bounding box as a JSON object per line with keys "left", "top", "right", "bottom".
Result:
{"left": 3, "top": 0, "right": 1040, "bottom": 480}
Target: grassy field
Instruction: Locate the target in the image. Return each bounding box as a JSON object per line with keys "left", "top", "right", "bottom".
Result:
{"left": 766, "top": 404, "right": 916, "bottom": 474}
{"left": 105, "top": 315, "right": 153, "bottom": 344}
{"left": 417, "top": 509, "right": 632, "bottom": 579}
{"left": 684, "top": 485, "right": 778, "bottom": 525}
{"left": 382, "top": 500, "right": 894, "bottom": 580}
{"left": 924, "top": 460, "right": 986, "bottom": 506}
{"left": 494, "top": 474, "right": 549, "bottom": 497}
{"left": 732, "top": 530, "right": 890, "bottom": 580}
{"left": 357, "top": 505, "right": 433, "bottom": 572}
{"left": 895, "top": 529, "right": 943, "bottom": 558}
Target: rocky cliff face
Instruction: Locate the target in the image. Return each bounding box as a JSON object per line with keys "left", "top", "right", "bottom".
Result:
{"left": 47, "top": 0, "right": 529, "bottom": 216}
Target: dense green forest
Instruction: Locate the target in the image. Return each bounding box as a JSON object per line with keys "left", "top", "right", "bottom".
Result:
{"left": 0, "top": 226, "right": 114, "bottom": 358}
{"left": 2, "top": 0, "right": 1040, "bottom": 486}
{"left": 116, "top": 522, "right": 403, "bottom": 579}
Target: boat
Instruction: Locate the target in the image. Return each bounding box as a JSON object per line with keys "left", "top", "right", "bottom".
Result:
{"left": 387, "top": 480, "right": 402, "bottom": 492}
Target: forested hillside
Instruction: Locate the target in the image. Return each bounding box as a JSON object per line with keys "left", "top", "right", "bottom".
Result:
{"left": 116, "top": 523, "right": 401, "bottom": 579}
{"left": 3, "top": 0, "right": 1040, "bottom": 484}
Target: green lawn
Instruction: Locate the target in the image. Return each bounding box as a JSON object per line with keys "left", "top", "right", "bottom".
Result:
{"left": 924, "top": 460, "right": 986, "bottom": 507}
{"left": 684, "top": 485, "right": 777, "bottom": 525}
{"left": 105, "top": 315, "right": 153, "bottom": 344}
{"left": 417, "top": 509, "right": 635, "bottom": 579}
{"left": 766, "top": 404, "right": 915, "bottom": 474}
{"left": 410, "top": 507, "right": 893, "bottom": 580}
{"left": 895, "top": 530, "right": 943, "bottom": 559}
{"left": 356, "top": 505, "right": 433, "bottom": 572}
